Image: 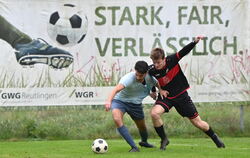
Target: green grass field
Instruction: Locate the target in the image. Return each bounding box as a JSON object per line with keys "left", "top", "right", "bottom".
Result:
{"left": 0, "top": 138, "right": 249, "bottom": 158}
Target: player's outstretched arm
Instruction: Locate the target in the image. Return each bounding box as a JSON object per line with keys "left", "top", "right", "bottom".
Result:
{"left": 178, "top": 35, "right": 204, "bottom": 59}
{"left": 105, "top": 84, "right": 125, "bottom": 111}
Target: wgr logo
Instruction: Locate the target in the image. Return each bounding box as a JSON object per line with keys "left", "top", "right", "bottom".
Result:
{"left": 69, "top": 89, "right": 94, "bottom": 98}
{"left": 75, "top": 91, "right": 94, "bottom": 98}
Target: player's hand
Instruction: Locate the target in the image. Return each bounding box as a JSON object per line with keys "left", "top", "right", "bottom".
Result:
{"left": 105, "top": 101, "right": 111, "bottom": 111}
{"left": 194, "top": 35, "right": 204, "bottom": 43}
{"left": 159, "top": 89, "right": 169, "bottom": 98}
{"left": 150, "top": 92, "right": 157, "bottom": 100}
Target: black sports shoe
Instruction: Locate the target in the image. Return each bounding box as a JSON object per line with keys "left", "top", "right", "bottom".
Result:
{"left": 160, "top": 138, "right": 170, "bottom": 150}
{"left": 129, "top": 147, "right": 140, "bottom": 152}
{"left": 212, "top": 134, "right": 225, "bottom": 148}
{"left": 15, "top": 38, "right": 73, "bottom": 69}
{"left": 139, "top": 141, "right": 155, "bottom": 148}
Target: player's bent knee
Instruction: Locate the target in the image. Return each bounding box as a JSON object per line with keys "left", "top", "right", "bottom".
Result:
{"left": 112, "top": 115, "right": 123, "bottom": 126}
{"left": 113, "top": 118, "right": 123, "bottom": 127}
{"left": 150, "top": 110, "right": 160, "bottom": 120}
{"left": 113, "top": 116, "right": 122, "bottom": 122}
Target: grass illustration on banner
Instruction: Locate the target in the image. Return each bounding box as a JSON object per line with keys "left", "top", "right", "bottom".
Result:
{"left": 0, "top": 59, "right": 127, "bottom": 88}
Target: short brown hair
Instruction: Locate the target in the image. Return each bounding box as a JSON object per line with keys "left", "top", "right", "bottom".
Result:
{"left": 150, "top": 48, "right": 165, "bottom": 60}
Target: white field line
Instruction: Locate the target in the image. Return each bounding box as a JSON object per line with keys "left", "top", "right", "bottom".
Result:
{"left": 171, "top": 143, "right": 250, "bottom": 150}
{"left": 108, "top": 140, "right": 250, "bottom": 150}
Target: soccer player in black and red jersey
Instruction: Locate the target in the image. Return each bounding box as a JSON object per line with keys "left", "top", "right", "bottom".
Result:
{"left": 148, "top": 36, "right": 225, "bottom": 150}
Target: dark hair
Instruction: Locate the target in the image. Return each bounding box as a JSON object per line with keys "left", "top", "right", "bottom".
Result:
{"left": 150, "top": 48, "right": 165, "bottom": 60}
{"left": 134, "top": 61, "right": 148, "bottom": 74}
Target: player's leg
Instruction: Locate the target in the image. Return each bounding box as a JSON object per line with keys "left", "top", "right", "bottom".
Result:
{"left": 0, "top": 15, "right": 32, "bottom": 48}
{"left": 175, "top": 92, "right": 225, "bottom": 148}
{"left": 189, "top": 116, "right": 225, "bottom": 148}
{"left": 133, "top": 119, "right": 155, "bottom": 148}
{"left": 189, "top": 115, "right": 209, "bottom": 131}
{"left": 112, "top": 109, "right": 139, "bottom": 151}
{"left": 127, "top": 103, "right": 154, "bottom": 148}
{"left": 150, "top": 103, "right": 170, "bottom": 150}
{"left": 111, "top": 100, "right": 139, "bottom": 152}
{"left": 151, "top": 104, "right": 165, "bottom": 127}
{"left": 112, "top": 108, "right": 124, "bottom": 127}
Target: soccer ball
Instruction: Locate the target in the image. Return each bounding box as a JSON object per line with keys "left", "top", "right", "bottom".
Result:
{"left": 47, "top": 4, "right": 88, "bottom": 47}
{"left": 91, "top": 138, "right": 108, "bottom": 154}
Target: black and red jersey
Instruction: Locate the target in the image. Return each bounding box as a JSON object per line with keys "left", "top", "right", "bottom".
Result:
{"left": 149, "top": 41, "right": 197, "bottom": 99}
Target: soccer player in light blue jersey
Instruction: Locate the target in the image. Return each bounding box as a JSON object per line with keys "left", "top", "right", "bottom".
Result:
{"left": 105, "top": 60, "right": 168, "bottom": 152}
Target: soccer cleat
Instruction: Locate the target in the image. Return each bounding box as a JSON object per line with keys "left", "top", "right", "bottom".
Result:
{"left": 14, "top": 38, "right": 73, "bottom": 69}
{"left": 129, "top": 147, "right": 140, "bottom": 152}
{"left": 139, "top": 141, "right": 155, "bottom": 148}
{"left": 160, "top": 138, "right": 170, "bottom": 150}
{"left": 212, "top": 134, "right": 225, "bottom": 148}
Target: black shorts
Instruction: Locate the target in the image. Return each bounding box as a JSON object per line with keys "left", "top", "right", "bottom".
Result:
{"left": 155, "top": 91, "right": 199, "bottom": 119}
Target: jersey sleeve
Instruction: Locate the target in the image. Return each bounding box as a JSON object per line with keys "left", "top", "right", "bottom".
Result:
{"left": 177, "top": 41, "right": 197, "bottom": 59}
{"left": 118, "top": 73, "right": 134, "bottom": 87}
{"left": 167, "top": 41, "right": 197, "bottom": 67}
{"left": 152, "top": 76, "right": 158, "bottom": 85}
{"left": 147, "top": 75, "right": 158, "bottom": 92}
{"left": 148, "top": 65, "right": 155, "bottom": 76}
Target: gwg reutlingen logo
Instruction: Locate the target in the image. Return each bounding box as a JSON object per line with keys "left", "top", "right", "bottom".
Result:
{"left": 0, "top": 91, "right": 57, "bottom": 100}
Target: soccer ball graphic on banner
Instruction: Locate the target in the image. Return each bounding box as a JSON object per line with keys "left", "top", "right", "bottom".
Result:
{"left": 91, "top": 138, "right": 108, "bottom": 154}
{"left": 47, "top": 4, "right": 88, "bottom": 47}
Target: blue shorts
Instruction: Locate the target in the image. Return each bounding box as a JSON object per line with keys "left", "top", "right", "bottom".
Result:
{"left": 111, "top": 99, "right": 144, "bottom": 120}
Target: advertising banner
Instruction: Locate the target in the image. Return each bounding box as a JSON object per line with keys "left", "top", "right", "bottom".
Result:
{"left": 0, "top": 0, "right": 249, "bottom": 106}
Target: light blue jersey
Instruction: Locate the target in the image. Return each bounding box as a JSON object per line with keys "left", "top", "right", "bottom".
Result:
{"left": 114, "top": 72, "right": 157, "bottom": 104}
